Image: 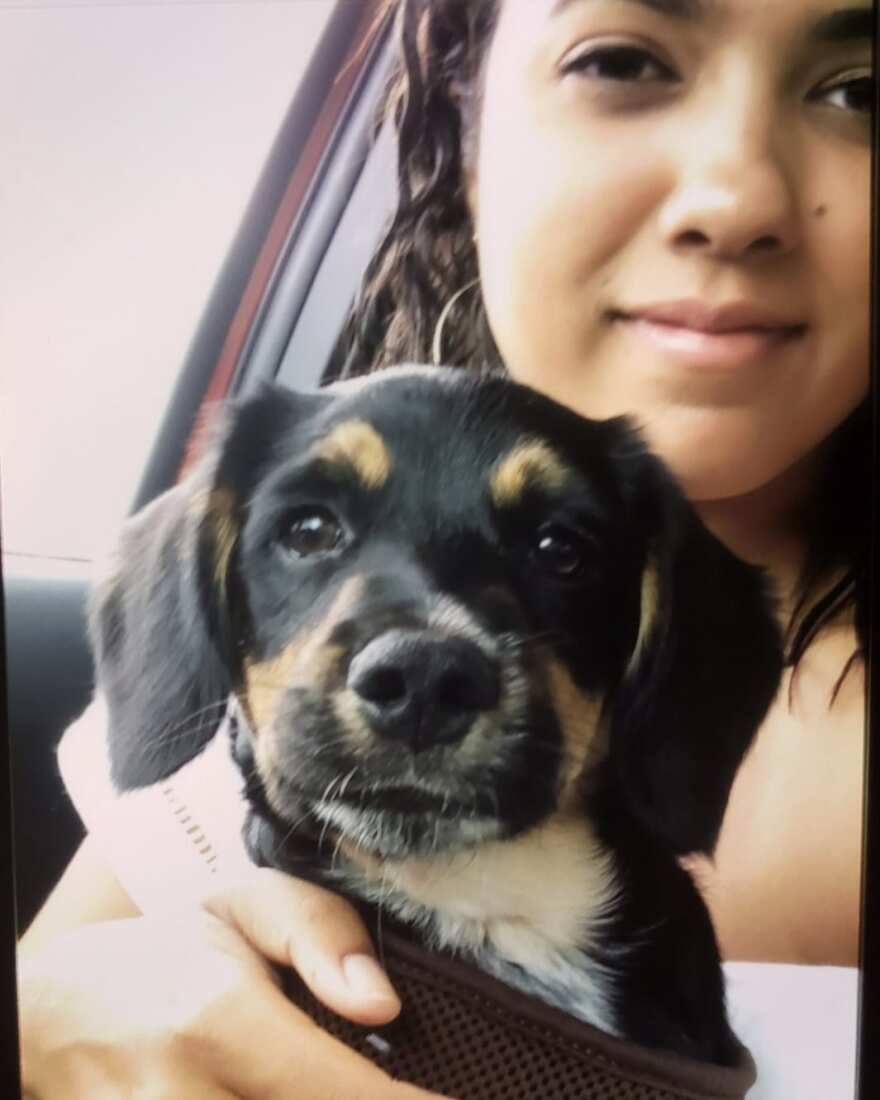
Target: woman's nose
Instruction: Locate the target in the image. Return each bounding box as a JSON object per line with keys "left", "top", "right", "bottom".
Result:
{"left": 658, "top": 103, "right": 800, "bottom": 262}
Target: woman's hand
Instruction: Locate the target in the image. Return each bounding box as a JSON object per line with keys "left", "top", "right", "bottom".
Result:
{"left": 19, "top": 868, "right": 451, "bottom": 1099}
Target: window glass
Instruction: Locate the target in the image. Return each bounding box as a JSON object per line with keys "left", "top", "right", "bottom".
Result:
{"left": 0, "top": 0, "right": 335, "bottom": 564}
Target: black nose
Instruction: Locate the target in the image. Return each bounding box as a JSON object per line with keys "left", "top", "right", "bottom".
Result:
{"left": 347, "top": 630, "right": 500, "bottom": 750}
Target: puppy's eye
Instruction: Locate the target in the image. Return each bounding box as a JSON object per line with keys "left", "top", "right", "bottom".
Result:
{"left": 531, "top": 523, "right": 590, "bottom": 578}
{"left": 279, "top": 508, "right": 344, "bottom": 558}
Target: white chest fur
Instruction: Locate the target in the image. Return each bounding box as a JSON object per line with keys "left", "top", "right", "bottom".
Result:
{"left": 336, "top": 815, "right": 621, "bottom": 1034}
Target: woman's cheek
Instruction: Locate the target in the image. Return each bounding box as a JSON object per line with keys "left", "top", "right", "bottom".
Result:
{"left": 478, "top": 162, "right": 645, "bottom": 330}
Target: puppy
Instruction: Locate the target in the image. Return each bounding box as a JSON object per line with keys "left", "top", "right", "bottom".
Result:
{"left": 91, "top": 366, "right": 782, "bottom": 1067}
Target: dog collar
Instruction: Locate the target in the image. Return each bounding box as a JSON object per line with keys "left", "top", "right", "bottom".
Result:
{"left": 283, "top": 904, "right": 757, "bottom": 1100}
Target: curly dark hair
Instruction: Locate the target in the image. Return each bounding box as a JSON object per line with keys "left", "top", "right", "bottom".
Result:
{"left": 333, "top": 0, "right": 500, "bottom": 376}
{"left": 329, "top": 0, "right": 871, "bottom": 694}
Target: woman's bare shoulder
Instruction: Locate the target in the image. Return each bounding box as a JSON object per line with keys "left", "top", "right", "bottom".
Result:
{"left": 687, "top": 622, "right": 865, "bottom": 966}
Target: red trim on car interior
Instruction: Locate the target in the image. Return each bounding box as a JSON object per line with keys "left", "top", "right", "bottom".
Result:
{"left": 179, "top": 0, "right": 387, "bottom": 476}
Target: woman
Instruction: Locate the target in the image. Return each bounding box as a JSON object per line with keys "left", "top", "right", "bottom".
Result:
{"left": 18, "top": 0, "right": 872, "bottom": 1097}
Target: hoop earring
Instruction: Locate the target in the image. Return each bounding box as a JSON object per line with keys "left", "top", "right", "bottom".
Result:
{"left": 431, "top": 278, "right": 481, "bottom": 367}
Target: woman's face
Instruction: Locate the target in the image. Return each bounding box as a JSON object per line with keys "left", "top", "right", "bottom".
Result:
{"left": 469, "top": 0, "right": 872, "bottom": 501}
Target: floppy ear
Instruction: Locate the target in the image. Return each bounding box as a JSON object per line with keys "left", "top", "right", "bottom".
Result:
{"left": 608, "top": 450, "right": 784, "bottom": 857}
{"left": 90, "top": 385, "right": 313, "bottom": 791}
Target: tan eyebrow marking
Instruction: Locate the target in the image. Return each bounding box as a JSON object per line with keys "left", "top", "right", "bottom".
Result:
{"left": 490, "top": 440, "right": 571, "bottom": 507}
{"left": 312, "top": 419, "right": 391, "bottom": 490}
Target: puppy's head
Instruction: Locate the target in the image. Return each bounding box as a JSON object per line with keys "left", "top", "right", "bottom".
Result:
{"left": 93, "top": 367, "right": 782, "bottom": 862}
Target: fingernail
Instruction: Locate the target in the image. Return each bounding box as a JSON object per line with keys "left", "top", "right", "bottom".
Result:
{"left": 342, "top": 953, "right": 399, "bottom": 1004}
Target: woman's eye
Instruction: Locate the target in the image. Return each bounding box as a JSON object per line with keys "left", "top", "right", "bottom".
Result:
{"left": 810, "top": 72, "right": 874, "bottom": 116}
{"left": 561, "top": 45, "right": 677, "bottom": 85}
{"left": 279, "top": 508, "right": 345, "bottom": 558}
{"left": 531, "top": 524, "right": 590, "bottom": 579}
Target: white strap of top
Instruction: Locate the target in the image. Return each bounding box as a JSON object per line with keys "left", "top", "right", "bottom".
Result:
{"left": 56, "top": 695, "right": 252, "bottom": 913}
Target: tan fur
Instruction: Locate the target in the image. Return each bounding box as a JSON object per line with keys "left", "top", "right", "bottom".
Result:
{"left": 245, "top": 577, "right": 367, "bottom": 733}
{"left": 243, "top": 641, "right": 305, "bottom": 733}
{"left": 251, "top": 638, "right": 348, "bottom": 817}
{"left": 626, "top": 557, "right": 660, "bottom": 675}
{"left": 491, "top": 440, "right": 570, "bottom": 507}
{"left": 333, "top": 690, "right": 375, "bottom": 751}
{"left": 545, "top": 660, "right": 605, "bottom": 806}
{"left": 313, "top": 419, "right": 391, "bottom": 490}
{"left": 259, "top": 748, "right": 293, "bottom": 814}
{"left": 246, "top": 578, "right": 367, "bottom": 812}
{"left": 208, "top": 488, "right": 238, "bottom": 600}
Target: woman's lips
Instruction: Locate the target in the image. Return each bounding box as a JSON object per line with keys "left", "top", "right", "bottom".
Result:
{"left": 622, "top": 317, "right": 801, "bottom": 366}
{"left": 611, "top": 303, "right": 807, "bottom": 368}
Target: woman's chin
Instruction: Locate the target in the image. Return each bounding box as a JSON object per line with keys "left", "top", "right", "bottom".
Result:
{"left": 635, "top": 417, "right": 798, "bottom": 505}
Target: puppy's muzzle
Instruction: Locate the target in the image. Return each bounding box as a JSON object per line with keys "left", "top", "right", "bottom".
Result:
{"left": 347, "top": 629, "right": 501, "bottom": 751}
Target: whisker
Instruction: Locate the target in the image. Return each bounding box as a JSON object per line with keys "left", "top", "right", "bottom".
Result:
{"left": 137, "top": 716, "right": 229, "bottom": 766}
{"left": 271, "top": 810, "right": 309, "bottom": 860}
{"left": 336, "top": 766, "right": 356, "bottom": 798}
{"left": 330, "top": 831, "right": 346, "bottom": 872}
{"left": 129, "top": 699, "right": 231, "bottom": 763}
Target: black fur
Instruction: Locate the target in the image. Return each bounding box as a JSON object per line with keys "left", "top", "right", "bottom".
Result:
{"left": 91, "top": 367, "right": 783, "bottom": 1066}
